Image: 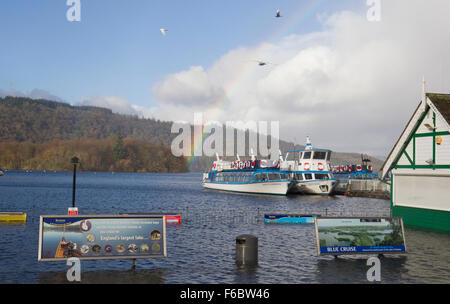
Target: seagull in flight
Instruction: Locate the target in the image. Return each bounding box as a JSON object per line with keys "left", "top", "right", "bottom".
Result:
{"left": 160, "top": 28, "right": 168, "bottom": 36}
{"left": 253, "top": 60, "right": 276, "bottom": 66}
{"left": 275, "top": 9, "right": 282, "bottom": 18}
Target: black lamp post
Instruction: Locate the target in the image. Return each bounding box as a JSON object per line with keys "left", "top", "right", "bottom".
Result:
{"left": 71, "top": 157, "right": 80, "bottom": 208}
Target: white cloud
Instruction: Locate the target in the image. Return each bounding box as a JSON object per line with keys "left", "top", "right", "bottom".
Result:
{"left": 148, "top": 0, "right": 450, "bottom": 156}
{"left": 79, "top": 95, "right": 141, "bottom": 116}
{"left": 153, "top": 66, "right": 226, "bottom": 107}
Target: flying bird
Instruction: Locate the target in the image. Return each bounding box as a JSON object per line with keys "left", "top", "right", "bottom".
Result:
{"left": 275, "top": 9, "right": 282, "bottom": 18}
{"left": 253, "top": 60, "right": 276, "bottom": 66}
{"left": 160, "top": 28, "right": 168, "bottom": 36}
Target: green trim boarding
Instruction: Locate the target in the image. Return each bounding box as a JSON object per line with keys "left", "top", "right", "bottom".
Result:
{"left": 392, "top": 107, "right": 429, "bottom": 169}
{"left": 392, "top": 104, "right": 450, "bottom": 170}
{"left": 433, "top": 112, "right": 436, "bottom": 164}
{"left": 414, "top": 131, "right": 450, "bottom": 137}
{"left": 403, "top": 150, "right": 413, "bottom": 166}
{"left": 388, "top": 99, "right": 450, "bottom": 232}
{"left": 395, "top": 165, "right": 450, "bottom": 169}
{"left": 392, "top": 205, "right": 450, "bottom": 232}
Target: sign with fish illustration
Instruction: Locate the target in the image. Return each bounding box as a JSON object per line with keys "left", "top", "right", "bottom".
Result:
{"left": 314, "top": 217, "right": 407, "bottom": 255}
{"left": 38, "top": 214, "right": 166, "bottom": 261}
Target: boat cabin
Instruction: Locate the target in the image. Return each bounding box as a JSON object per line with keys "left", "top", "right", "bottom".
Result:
{"left": 207, "top": 170, "right": 289, "bottom": 184}
{"left": 282, "top": 149, "right": 332, "bottom": 172}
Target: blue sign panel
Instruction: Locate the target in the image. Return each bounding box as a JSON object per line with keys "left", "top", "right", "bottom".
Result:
{"left": 38, "top": 215, "right": 166, "bottom": 261}
{"left": 264, "top": 214, "right": 319, "bottom": 224}
{"left": 315, "top": 217, "right": 407, "bottom": 255}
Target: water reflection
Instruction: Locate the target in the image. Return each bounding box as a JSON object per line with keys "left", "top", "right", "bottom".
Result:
{"left": 0, "top": 221, "right": 27, "bottom": 227}
{"left": 315, "top": 255, "right": 408, "bottom": 284}
{"left": 234, "top": 264, "right": 259, "bottom": 284}
{"left": 37, "top": 268, "right": 167, "bottom": 284}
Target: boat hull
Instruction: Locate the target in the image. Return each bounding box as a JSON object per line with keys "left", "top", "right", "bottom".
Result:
{"left": 202, "top": 181, "right": 292, "bottom": 196}
{"left": 291, "top": 179, "right": 337, "bottom": 195}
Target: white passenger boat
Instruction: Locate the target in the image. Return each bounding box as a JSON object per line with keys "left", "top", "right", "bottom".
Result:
{"left": 202, "top": 137, "right": 337, "bottom": 196}
{"left": 202, "top": 152, "right": 295, "bottom": 196}
{"left": 281, "top": 137, "right": 338, "bottom": 195}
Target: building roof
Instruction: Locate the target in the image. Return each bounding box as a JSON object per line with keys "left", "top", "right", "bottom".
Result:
{"left": 427, "top": 93, "right": 450, "bottom": 125}
{"left": 379, "top": 92, "right": 450, "bottom": 179}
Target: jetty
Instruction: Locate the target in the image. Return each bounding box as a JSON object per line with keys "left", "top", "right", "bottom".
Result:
{"left": 334, "top": 178, "right": 390, "bottom": 199}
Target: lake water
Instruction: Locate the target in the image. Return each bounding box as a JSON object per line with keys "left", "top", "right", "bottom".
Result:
{"left": 0, "top": 171, "right": 449, "bottom": 284}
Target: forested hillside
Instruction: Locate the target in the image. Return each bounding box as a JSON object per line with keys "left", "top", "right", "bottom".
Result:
{"left": 0, "top": 96, "right": 175, "bottom": 145}
{"left": 0, "top": 96, "right": 185, "bottom": 172}
{"left": 0, "top": 136, "right": 186, "bottom": 173}
{"left": 0, "top": 96, "right": 384, "bottom": 172}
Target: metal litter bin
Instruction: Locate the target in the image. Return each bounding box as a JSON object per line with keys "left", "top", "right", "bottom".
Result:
{"left": 236, "top": 234, "right": 258, "bottom": 266}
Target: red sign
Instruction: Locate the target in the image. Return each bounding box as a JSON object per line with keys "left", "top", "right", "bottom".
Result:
{"left": 165, "top": 214, "right": 181, "bottom": 224}
{"left": 68, "top": 207, "right": 78, "bottom": 215}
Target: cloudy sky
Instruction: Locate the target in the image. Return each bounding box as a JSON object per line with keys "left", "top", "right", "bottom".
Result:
{"left": 1, "top": 0, "right": 449, "bottom": 157}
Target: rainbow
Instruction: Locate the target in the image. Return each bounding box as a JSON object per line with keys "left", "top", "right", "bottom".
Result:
{"left": 186, "top": 0, "right": 329, "bottom": 170}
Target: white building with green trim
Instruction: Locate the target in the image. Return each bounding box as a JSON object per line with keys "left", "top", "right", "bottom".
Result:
{"left": 380, "top": 88, "right": 450, "bottom": 232}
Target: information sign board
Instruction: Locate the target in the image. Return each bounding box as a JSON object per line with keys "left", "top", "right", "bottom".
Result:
{"left": 315, "top": 217, "right": 407, "bottom": 255}
{"left": 38, "top": 214, "right": 166, "bottom": 261}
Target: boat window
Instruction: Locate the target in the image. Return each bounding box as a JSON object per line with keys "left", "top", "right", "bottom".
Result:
{"left": 304, "top": 173, "right": 313, "bottom": 180}
{"left": 303, "top": 152, "right": 311, "bottom": 160}
{"left": 295, "top": 173, "right": 303, "bottom": 180}
{"left": 253, "top": 173, "right": 267, "bottom": 182}
{"left": 280, "top": 173, "right": 288, "bottom": 180}
{"left": 313, "top": 151, "right": 327, "bottom": 160}
{"left": 268, "top": 173, "right": 280, "bottom": 181}
{"left": 326, "top": 152, "right": 331, "bottom": 161}
{"left": 315, "top": 173, "right": 330, "bottom": 180}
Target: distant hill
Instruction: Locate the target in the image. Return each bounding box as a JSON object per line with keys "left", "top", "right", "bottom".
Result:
{"left": 0, "top": 96, "right": 175, "bottom": 145}
{"left": 0, "top": 96, "right": 384, "bottom": 172}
